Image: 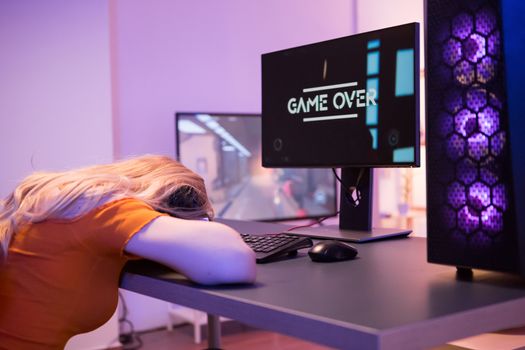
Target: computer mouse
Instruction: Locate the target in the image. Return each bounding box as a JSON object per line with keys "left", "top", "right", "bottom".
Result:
{"left": 308, "top": 240, "right": 358, "bottom": 262}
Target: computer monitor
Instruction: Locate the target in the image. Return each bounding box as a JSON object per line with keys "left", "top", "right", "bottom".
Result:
{"left": 175, "top": 112, "right": 337, "bottom": 222}
{"left": 261, "top": 23, "right": 420, "bottom": 242}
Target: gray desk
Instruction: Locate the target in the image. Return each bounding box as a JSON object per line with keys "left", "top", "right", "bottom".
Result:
{"left": 120, "top": 220, "right": 525, "bottom": 350}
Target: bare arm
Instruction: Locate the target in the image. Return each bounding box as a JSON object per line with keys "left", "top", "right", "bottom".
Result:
{"left": 124, "top": 216, "right": 256, "bottom": 285}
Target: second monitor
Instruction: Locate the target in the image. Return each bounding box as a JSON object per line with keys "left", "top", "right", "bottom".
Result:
{"left": 176, "top": 112, "right": 337, "bottom": 222}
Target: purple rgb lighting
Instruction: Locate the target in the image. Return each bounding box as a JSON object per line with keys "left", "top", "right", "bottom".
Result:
{"left": 447, "top": 182, "right": 466, "bottom": 209}
{"left": 444, "top": 89, "right": 463, "bottom": 114}
{"left": 477, "top": 56, "right": 496, "bottom": 84}
{"left": 482, "top": 206, "right": 503, "bottom": 233}
{"left": 466, "top": 88, "right": 487, "bottom": 112}
{"left": 457, "top": 158, "right": 478, "bottom": 185}
{"left": 488, "top": 32, "right": 501, "bottom": 56}
{"left": 493, "top": 184, "right": 507, "bottom": 210}
{"left": 452, "top": 13, "right": 473, "bottom": 40}
{"left": 438, "top": 4, "right": 508, "bottom": 245}
{"left": 478, "top": 106, "right": 499, "bottom": 136}
{"left": 455, "top": 60, "right": 475, "bottom": 85}
{"left": 464, "top": 34, "right": 486, "bottom": 63}
{"left": 475, "top": 7, "right": 497, "bottom": 35}
{"left": 455, "top": 109, "right": 477, "bottom": 136}
{"left": 458, "top": 205, "right": 480, "bottom": 234}
{"left": 480, "top": 157, "right": 499, "bottom": 185}
{"left": 491, "top": 131, "right": 505, "bottom": 157}
{"left": 443, "top": 39, "right": 462, "bottom": 66}
{"left": 446, "top": 134, "right": 465, "bottom": 160}
{"left": 488, "top": 90, "right": 503, "bottom": 109}
{"left": 438, "top": 112, "right": 454, "bottom": 137}
{"left": 469, "top": 182, "right": 491, "bottom": 210}
{"left": 467, "top": 133, "right": 489, "bottom": 160}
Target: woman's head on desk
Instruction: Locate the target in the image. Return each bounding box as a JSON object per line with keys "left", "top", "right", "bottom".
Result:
{"left": 0, "top": 154, "right": 214, "bottom": 256}
{"left": 0, "top": 154, "right": 255, "bottom": 348}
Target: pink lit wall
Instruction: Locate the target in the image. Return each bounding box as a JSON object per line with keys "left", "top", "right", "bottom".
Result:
{"left": 0, "top": 0, "right": 113, "bottom": 198}
{"left": 111, "top": 0, "right": 354, "bottom": 159}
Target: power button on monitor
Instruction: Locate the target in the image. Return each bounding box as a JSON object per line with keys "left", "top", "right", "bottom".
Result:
{"left": 388, "top": 130, "right": 400, "bottom": 146}
{"left": 273, "top": 138, "right": 283, "bottom": 151}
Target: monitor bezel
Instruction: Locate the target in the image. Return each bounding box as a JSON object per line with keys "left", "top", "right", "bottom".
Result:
{"left": 175, "top": 111, "right": 339, "bottom": 222}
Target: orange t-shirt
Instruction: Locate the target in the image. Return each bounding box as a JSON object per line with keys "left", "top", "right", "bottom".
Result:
{"left": 0, "top": 198, "right": 166, "bottom": 350}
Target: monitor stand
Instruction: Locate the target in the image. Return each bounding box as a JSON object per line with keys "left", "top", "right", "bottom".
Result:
{"left": 287, "top": 168, "right": 411, "bottom": 243}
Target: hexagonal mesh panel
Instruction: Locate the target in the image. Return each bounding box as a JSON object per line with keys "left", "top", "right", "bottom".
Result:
{"left": 426, "top": 0, "right": 518, "bottom": 271}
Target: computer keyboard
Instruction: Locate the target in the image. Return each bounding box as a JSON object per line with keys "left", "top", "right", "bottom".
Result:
{"left": 240, "top": 233, "right": 313, "bottom": 263}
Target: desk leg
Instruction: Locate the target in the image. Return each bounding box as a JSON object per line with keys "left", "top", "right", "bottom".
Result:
{"left": 206, "top": 313, "right": 221, "bottom": 349}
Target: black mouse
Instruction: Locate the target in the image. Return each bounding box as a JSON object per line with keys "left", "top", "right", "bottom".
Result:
{"left": 308, "top": 240, "right": 358, "bottom": 262}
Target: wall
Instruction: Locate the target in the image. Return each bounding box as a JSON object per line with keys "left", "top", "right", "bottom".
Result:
{"left": 0, "top": 0, "right": 114, "bottom": 197}
{"left": 111, "top": 0, "right": 354, "bottom": 159}
{"left": 0, "top": 0, "right": 117, "bottom": 348}
{"left": 111, "top": 0, "right": 355, "bottom": 331}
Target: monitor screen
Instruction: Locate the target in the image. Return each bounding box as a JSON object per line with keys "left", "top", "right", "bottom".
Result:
{"left": 262, "top": 23, "right": 419, "bottom": 168}
{"left": 175, "top": 112, "right": 337, "bottom": 221}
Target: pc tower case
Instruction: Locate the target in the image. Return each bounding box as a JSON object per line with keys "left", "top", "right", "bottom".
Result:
{"left": 425, "top": 0, "right": 525, "bottom": 275}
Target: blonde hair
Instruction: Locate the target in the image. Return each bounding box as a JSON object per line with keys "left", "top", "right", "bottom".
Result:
{"left": 0, "top": 155, "right": 214, "bottom": 258}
